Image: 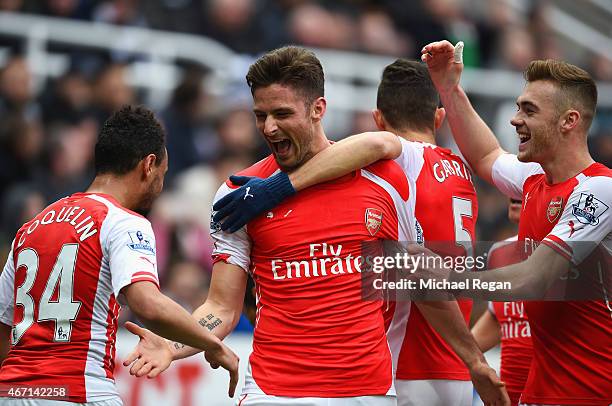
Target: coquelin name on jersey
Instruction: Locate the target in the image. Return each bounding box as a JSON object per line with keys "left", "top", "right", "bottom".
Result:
{"left": 17, "top": 205, "right": 98, "bottom": 248}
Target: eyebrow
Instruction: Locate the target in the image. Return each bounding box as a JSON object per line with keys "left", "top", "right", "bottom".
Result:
{"left": 516, "top": 100, "right": 539, "bottom": 111}
{"left": 253, "top": 108, "right": 293, "bottom": 115}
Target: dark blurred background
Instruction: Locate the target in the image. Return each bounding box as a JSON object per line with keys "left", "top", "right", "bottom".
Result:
{"left": 0, "top": 0, "right": 610, "bottom": 332}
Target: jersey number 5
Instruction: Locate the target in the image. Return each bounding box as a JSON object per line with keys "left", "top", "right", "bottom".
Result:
{"left": 13, "top": 244, "right": 82, "bottom": 345}
{"left": 452, "top": 196, "right": 474, "bottom": 257}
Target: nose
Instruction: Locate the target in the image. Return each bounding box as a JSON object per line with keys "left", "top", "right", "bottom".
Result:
{"left": 510, "top": 113, "right": 523, "bottom": 128}
{"left": 263, "top": 116, "right": 278, "bottom": 137}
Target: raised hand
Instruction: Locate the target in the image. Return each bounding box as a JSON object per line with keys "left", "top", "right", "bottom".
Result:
{"left": 421, "top": 40, "right": 465, "bottom": 95}
{"left": 212, "top": 172, "right": 296, "bottom": 233}
{"left": 122, "top": 321, "right": 173, "bottom": 379}
{"left": 469, "top": 360, "right": 511, "bottom": 406}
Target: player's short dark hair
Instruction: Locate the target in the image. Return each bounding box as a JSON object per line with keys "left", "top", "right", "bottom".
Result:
{"left": 525, "top": 59, "right": 597, "bottom": 128}
{"left": 246, "top": 46, "right": 324, "bottom": 105}
{"left": 95, "top": 105, "right": 166, "bottom": 175}
{"left": 377, "top": 59, "right": 439, "bottom": 132}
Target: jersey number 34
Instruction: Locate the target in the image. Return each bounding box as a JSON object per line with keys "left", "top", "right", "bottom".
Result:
{"left": 13, "top": 244, "right": 82, "bottom": 344}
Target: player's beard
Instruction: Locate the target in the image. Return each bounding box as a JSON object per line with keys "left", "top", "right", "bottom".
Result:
{"left": 276, "top": 124, "right": 317, "bottom": 172}
{"left": 518, "top": 121, "right": 556, "bottom": 164}
{"left": 135, "top": 176, "right": 163, "bottom": 215}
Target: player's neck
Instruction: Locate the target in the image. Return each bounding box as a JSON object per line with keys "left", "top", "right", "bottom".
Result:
{"left": 300, "top": 129, "right": 331, "bottom": 166}
{"left": 394, "top": 128, "right": 436, "bottom": 145}
{"left": 541, "top": 147, "right": 595, "bottom": 184}
{"left": 87, "top": 175, "right": 138, "bottom": 210}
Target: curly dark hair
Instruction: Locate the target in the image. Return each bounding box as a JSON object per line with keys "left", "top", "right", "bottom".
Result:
{"left": 95, "top": 105, "right": 166, "bottom": 175}
{"left": 377, "top": 59, "right": 439, "bottom": 133}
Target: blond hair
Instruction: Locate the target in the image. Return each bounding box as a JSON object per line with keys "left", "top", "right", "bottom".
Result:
{"left": 525, "top": 59, "right": 597, "bottom": 127}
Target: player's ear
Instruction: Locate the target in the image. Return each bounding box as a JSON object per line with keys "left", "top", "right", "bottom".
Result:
{"left": 141, "top": 154, "right": 157, "bottom": 179}
{"left": 434, "top": 107, "right": 446, "bottom": 130}
{"left": 372, "top": 109, "right": 386, "bottom": 131}
{"left": 311, "top": 97, "right": 326, "bottom": 122}
{"left": 559, "top": 109, "right": 580, "bottom": 133}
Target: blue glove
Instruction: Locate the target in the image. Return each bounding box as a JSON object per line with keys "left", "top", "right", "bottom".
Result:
{"left": 212, "top": 172, "right": 296, "bottom": 233}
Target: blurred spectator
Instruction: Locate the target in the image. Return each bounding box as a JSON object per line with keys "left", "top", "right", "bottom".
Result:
{"left": 215, "top": 106, "right": 267, "bottom": 161}
{"left": 288, "top": 2, "right": 355, "bottom": 50}
{"left": 93, "top": 0, "right": 146, "bottom": 26}
{"left": 591, "top": 55, "right": 612, "bottom": 81}
{"left": 141, "top": 0, "right": 204, "bottom": 34}
{"left": 161, "top": 68, "right": 220, "bottom": 180}
{"left": 0, "top": 0, "right": 23, "bottom": 12}
{"left": 0, "top": 183, "right": 46, "bottom": 244}
{"left": 493, "top": 25, "right": 537, "bottom": 71}
{"left": 200, "top": 0, "right": 267, "bottom": 55}
{"left": 0, "top": 56, "right": 39, "bottom": 120}
{"left": 91, "top": 63, "right": 135, "bottom": 126}
{"left": 0, "top": 115, "right": 44, "bottom": 201}
{"left": 39, "top": 120, "right": 97, "bottom": 202}
{"left": 23, "top": 0, "right": 95, "bottom": 19}
{"left": 41, "top": 69, "right": 94, "bottom": 125}
{"left": 164, "top": 260, "right": 210, "bottom": 312}
{"left": 357, "top": 8, "right": 411, "bottom": 56}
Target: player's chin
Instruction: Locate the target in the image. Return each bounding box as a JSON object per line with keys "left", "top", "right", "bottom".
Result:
{"left": 516, "top": 150, "right": 534, "bottom": 163}
{"left": 273, "top": 154, "right": 298, "bottom": 171}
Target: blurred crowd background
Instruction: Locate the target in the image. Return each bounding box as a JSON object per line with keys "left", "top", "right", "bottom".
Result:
{"left": 0, "top": 0, "right": 610, "bottom": 329}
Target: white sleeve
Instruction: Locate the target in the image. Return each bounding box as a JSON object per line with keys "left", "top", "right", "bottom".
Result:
{"left": 0, "top": 245, "right": 15, "bottom": 326}
{"left": 210, "top": 183, "right": 252, "bottom": 273}
{"left": 394, "top": 138, "right": 425, "bottom": 181}
{"left": 487, "top": 301, "right": 496, "bottom": 318}
{"left": 542, "top": 176, "right": 612, "bottom": 265}
{"left": 103, "top": 213, "right": 160, "bottom": 298}
{"left": 491, "top": 154, "right": 543, "bottom": 200}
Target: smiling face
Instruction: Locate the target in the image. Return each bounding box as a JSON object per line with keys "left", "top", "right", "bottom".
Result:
{"left": 511, "top": 80, "right": 562, "bottom": 164}
{"left": 253, "top": 84, "right": 324, "bottom": 171}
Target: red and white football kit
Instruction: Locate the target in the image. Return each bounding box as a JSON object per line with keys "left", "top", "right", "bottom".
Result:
{"left": 487, "top": 237, "right": 534, "bottom": 406}
{"left": 492, "top": 154, "right": 612, "bottom": 405}
{"left": 0, "top": 193, "right": 160, "bottom": 404}
{"left": 210, "top": 154, "right": 416, "bottom": 402}
{"left": 386, "top": 139, "right": 477, "bottom": 405}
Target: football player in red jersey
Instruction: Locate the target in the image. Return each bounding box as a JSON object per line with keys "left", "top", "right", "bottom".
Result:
{"left": 0, "top": 106, "right": 238, "bottom": 405}
{"left": 124, "top": 47, "right": 507, "bottom": 406}
{"left": 207, "top": 57, "right": 509, "bottom": 405}
{"left": 472, "top": 199, "right": 533, "bottom": 406}
{"left": 418, "top": 41, "right": 611, "bottom": 405}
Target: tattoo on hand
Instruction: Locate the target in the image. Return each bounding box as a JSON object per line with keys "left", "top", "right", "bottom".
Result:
{"left": 174, "top": 342, "right": 185, "bottom": 350}
{"left": 199, "top": 313, "right": 223, "bottom": 331}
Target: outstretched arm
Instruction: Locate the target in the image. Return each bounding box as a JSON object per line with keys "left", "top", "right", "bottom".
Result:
{"left": 213, "top": 131, "right": 402, "bottom": 232}
{"left": 123, "top": 280, "right": 240, "bottom": 396}
{"left": 170, "top": 262, "right": 248, "bottom": 360}
{"left": 123, "top": 262, "right": 247, "bottom": 381}
{"left": 421, "top": 40, "right": 505, "bottom": 184}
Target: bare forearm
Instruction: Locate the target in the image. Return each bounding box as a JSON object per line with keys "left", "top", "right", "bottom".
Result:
{"left": 455, "top": 246, "right": 570, "bottom": 300}
{"left": 471, "top": 310, "right": 501, "bottom": 352}
{"left": 439, "top": 85, "right": 503, "bottom": 183}
{"left": 171, "top": 301, "right": 239, "bottom": 361}
{"left": 288, "top": 131, "right": 400, "bottom": 191}
{"left": 137, "top": 294, "right": 223, "bottom": 354}
{"left": 416, "top": 300, "right": 485, "bottom": 368}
